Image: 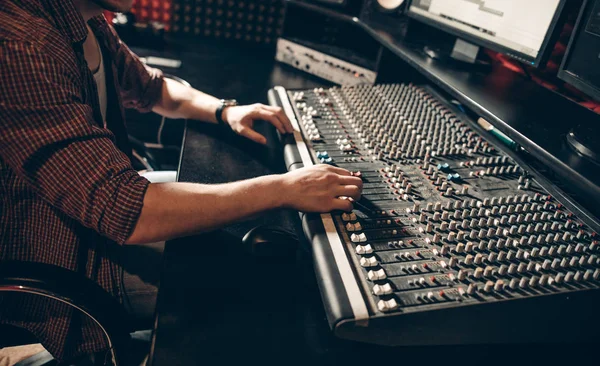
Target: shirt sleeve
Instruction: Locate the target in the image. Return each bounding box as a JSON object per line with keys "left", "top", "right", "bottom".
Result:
{"left": 103, "top": 22, "right": 165, "bottom": 113}
{"left": 0, "top": 41, "right": 149, "bottom": 244}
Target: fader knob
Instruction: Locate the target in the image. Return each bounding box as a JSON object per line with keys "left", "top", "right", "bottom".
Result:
{"left": 360, "top": 256, "right": 379, "bottom": 267}
{"left": 377, "top": 298, "right": 398, "bottom": 312}
{"left": 368, "top": 269, "right": 387, "bottom": 281}
{"left": 373, "top": 283, "right": 393, "bottom": 296}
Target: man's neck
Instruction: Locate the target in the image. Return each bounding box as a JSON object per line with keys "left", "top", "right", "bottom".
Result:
{"left": 74, "top": 0, "right": 103, "bottom": 21}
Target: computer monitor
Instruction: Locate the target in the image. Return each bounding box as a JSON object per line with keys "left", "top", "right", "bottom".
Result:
{"left": 407, "top": 0, "right": 567, "bottom": 67}
{"left": 558, "top": 0, "right": 600, "bottom": 101}
{"left": 558, "top": 0, "right": 600, "bottom": 163}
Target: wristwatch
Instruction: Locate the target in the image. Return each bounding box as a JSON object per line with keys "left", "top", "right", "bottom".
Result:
{"left": 215, "top": 99, "right": 238, "bottom": 127}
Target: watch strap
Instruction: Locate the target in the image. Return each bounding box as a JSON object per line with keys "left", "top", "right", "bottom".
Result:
{"left": 216, "top": 100, "right": 228, "bottom": 127}
{"left": 215, "top": 99, "right": 237, "bottom": 127}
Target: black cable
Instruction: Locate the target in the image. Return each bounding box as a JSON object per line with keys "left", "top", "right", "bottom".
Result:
{"left": 520, "top": 62, "right": 532, "bottom": 80}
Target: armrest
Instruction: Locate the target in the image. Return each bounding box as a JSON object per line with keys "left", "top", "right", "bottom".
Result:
{"left": 0, "top": 261, "right": 133, "bottom": 355}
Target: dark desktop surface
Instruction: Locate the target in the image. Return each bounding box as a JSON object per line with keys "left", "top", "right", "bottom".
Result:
{"left": 138, "top": 35, "right": 599, "bottom": 365}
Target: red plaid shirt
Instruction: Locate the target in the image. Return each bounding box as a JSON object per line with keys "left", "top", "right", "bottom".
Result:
{"left": 0, "top": 0, "right": 164, "bottom": 360}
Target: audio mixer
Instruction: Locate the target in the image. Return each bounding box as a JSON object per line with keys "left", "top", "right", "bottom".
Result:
{"left": 268, "top": 83, "right": 600, "bottom": 345}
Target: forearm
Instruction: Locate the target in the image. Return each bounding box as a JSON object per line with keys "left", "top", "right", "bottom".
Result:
{"left": 152, "top": 78, "right": 220, "bottom": 122}
{"left": 126, "top": 175, "right": 284, "bottom": 244}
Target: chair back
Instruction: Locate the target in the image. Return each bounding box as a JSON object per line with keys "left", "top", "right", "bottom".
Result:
{"left": 0, "top": 261, "right": 133, "bottom": 365}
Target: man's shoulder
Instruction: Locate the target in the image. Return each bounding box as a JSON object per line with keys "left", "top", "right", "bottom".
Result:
{"left": 0, "top": 0, "right": 59, "bottom": 45}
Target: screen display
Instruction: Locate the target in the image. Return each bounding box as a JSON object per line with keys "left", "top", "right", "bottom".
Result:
{"left": 409, "top": 0, "right": 562, "bottom": 60}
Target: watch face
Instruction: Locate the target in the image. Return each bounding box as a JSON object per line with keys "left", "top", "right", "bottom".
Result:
{"left": 223, "top": 99, "right": 238, "bottom": 106}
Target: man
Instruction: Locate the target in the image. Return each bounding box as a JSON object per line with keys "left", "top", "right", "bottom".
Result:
{"left": 0, "top": 0, "right": 363, "bottom": 361}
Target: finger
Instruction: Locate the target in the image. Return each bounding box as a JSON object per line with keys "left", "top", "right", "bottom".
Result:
{"left": 329, "top": 198, "right": 354, "bottom": 212}
{"left": 239, "top": 127, "right": 267, "bottom": 145}
{"left": 252, "top": 110, "right": 286, "bottom": 134}
{"left": 262, "top": 105, "right": 294, "bottom": 133}
{"left": 318, "top": 164, "right": 353, "bottom": 176}
{"left": 337, "top": 185, "right": 361, "bottom": 200}
{"left": 338, "top": 175, "right": 363, "bottom": 189}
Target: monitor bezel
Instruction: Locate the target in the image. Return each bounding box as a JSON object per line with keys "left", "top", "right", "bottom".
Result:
{"left": 558, "top": 0, "right": 600, "bottom": 101}
{"left": 406, "top": 0, "right": 568, "bottom": 68}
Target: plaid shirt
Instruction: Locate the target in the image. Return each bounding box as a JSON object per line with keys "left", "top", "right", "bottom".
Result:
{"left": 0, "top": 0, "right": 164, "bottom": 360}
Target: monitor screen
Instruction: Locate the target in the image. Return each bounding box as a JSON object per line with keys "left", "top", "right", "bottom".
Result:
{"left": 408, "top": 0, "right": 566, "bottom": 66}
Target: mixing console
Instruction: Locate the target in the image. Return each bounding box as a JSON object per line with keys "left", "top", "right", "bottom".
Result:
{"left": 269, "top": 83, "right": 600, "bottom": 345}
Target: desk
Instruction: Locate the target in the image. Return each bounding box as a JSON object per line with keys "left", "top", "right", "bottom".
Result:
{"left": 144, "top": 40, "right": 594, "bottom": 366}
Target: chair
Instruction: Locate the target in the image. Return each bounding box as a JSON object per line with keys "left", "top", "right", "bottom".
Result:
{"left": 128, "top": 74, "right": 189, "bottom": 175}
{"left": 0, "top": 261, "right": 135, "bottom": 366}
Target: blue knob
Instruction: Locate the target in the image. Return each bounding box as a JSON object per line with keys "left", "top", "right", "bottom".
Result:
{"left": 316, "top": 151, "right": 329, "bottom": 159}
{"left": 437, "top": 163, "right": 450, "bottom": 172}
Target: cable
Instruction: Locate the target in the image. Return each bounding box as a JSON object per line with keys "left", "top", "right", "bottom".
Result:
{"left": 519, "top": 63, "right": 532, "bottom": 80}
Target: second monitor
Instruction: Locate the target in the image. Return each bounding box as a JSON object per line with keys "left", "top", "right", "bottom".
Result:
{"left": 407, "top": 0, "right": 567, "bottom": 67}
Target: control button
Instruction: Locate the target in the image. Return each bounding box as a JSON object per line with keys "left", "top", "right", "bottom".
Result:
{"left": 467, "top": 283, "right": 478, "bottom": 295}
{"left": 426, "top": 222, "right": 434, "bottom": 233}
{"left": 465, "top": 242, "right": 475, "bottom": 252}
{"left": 368, "top": 269, "right": 387, "bottom": 281}
{"left": 529, "top": 276, "right": 539, "bottom": 287}
{"left": 465, "top": 255, "right": 474, "bottom": 266}
{"left": 355, "top": 244, "right": 374, "bottom": 255}
{"left": 373, "top": 283, "right": 393, "bottom": 296}
{"left": 483, "top": 280, "right": 494, "bottom": 293}
{"left": 519, "top": 277, "right": 528, "bottom": 289}
{"left": 494, "top": 280, "right": 505, "bottom": 292}
{"left": 360, "top": 256, "right": 378, "bottom": 267}
{"left": 377, "top": 298, "right": 399, "bottom": 312}
{"left": 555, "top": 273, "right": 564, "bottom": 284}
{"left": 447, "top": 232, "right": 457, "bottom": 242}
{"left": 498, "top": 264, "right": 508, "bottom": 276}
{"left": 483, "top": 266, "right": 494, "bottom": 277}
{"left": 474, "top": 253, "right": 484, "bottom": 265}
{"left": 342, "top": 212, "right": 357, "bottom": 222}
{"left": 569, "top": 257, "right": 578, "bottom": 267}
{"left": 551, "top": 258, "right": 561, "bottom": 270}
{"left": 564, "top": 271, "right": 574, "bottom": 283}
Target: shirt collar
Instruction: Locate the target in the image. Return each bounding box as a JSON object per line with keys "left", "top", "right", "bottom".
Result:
{"left": 41, "top": 0, "right": 88, "bottom": 44}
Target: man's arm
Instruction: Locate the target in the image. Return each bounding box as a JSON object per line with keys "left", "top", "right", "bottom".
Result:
{"left": 152, "top": 78, "right": 294, "bottom": 144}
{"left": 107, "top": 19, "right": 291, "bottom": 144}
{"left": 126, "top": 165, "right": 362, "bottom": 243}
{"left": 1, "top": 42, "right": 362, "bottom": 246}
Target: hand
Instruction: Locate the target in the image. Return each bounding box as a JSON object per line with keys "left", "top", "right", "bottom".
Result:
{"left": 280, "top": 164, "right": 363, "bottom": 213}
{"left": 222, "top": 103, "right": 294, "bottom": 145}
